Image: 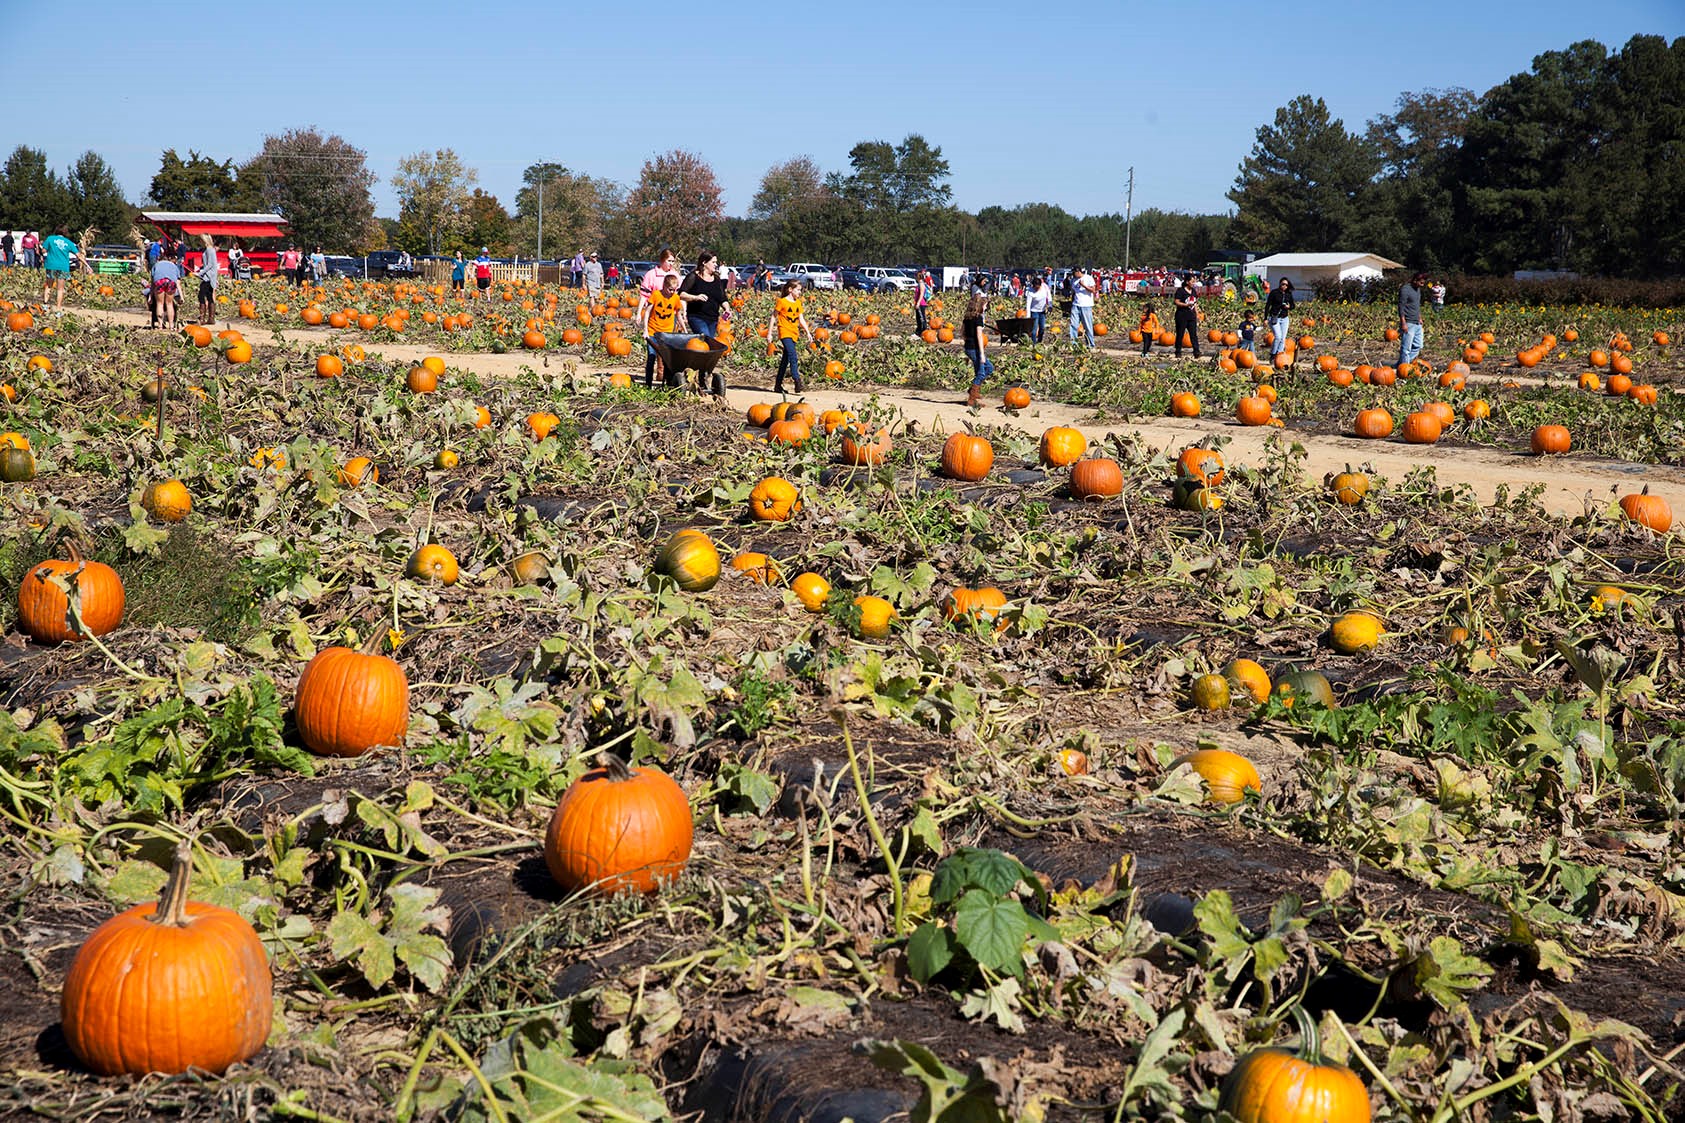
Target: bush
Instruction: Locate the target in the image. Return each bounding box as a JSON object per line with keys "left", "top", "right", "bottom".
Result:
{"left": 1311, "top": 271, "right": 1685, "bottom": 308}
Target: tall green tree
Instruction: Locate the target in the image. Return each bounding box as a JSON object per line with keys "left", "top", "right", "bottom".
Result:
{"left": 1358, "top": 88, "right": 1477, "bottom": 269}
{"left": 147, "top": 149, "right": 262, "bottom": 212}
{"left": 829, "top": 135, "right": 952, "bottom": 213}
{"left": 1228, "top": 95, "right": 1380, "bottom": 252}
{"left": 0, "top": 146, "right": 70, "bottom": 233}
{"left": 460, "top": 189, "right": 513, "bottom": 257}
{"left": 392, "top": 148, "right": 476, "bottom": 254}
{"left": 511, "top": 162, "right": 620, "bottom": 259}
{"left": 243, "top": 128, "right": 378, "bottom": 252}
{"left": 65, "top": 151, "right": 130, "bottom": 243}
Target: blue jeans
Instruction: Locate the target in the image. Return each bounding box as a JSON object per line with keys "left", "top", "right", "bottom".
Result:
{"left": 776, "top": 337, "right": 802, "bottom": 392}
{"left": 1029, "top": 310, "right": 1045, "bottom": 341}
{"left": 688, "top": 316, "right": 716, "bottom": 340}
{"left": 1270, "top": 317, "right": 1289, "bottom": 355}
{"left": 1398, "top": 321, "right": 1423, "bottom": 366}
{"left": 965, "top": 345, "right": 994, "bottom": 386}
{"left": 1068, "top": 304, "right": 1094, "bottom": 347}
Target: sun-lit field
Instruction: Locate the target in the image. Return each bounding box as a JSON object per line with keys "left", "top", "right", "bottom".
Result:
{"left": 2, "top": 266, "right": 1684, "bottom": 1120}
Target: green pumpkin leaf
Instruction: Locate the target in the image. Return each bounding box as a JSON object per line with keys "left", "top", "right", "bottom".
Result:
{"left": 908, "top": 921, "right": 957, "bottom": 983}
{"left": 953, "top": 889, "right": 1030, "bottom": 977}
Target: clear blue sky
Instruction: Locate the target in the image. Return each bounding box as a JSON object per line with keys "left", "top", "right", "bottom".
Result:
{"left": 4, "top": 0, "right": 1678, "bottom": 221}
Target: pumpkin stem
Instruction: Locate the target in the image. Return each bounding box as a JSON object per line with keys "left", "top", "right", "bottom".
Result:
{"left": 1290, "top": 1004, "right": 1324, "bottom": 1063}
{"left": 600, "top": 753, "right": 634, "bottom": 782}
{"left": 152, "top": 841, "right": 195, "bottom": 928}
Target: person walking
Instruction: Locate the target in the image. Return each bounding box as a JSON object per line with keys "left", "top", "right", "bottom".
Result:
{"left": 1265, "top": 278, "right": 1295, "bottom": 359}
{"left": 1173, "top": 275, "right": 1202, "bottom": 359}
{"left": 679, "top": 251, "right": 727, "bottom": 340}
{"left": 450, "top": 250, "right": 466, "bottom": 296}
{"left": 1025, "top": 272, "right": 1051, "bottom": 343}
{"left": 20, "top": 231, "right": 40, "bottom": 269}
{"left": 640, "top": 247, "right": 680, "bottom": 300}
{"left": 197, "top": 237, "right": 219, "bottom": 324}
{"left": 638, "top": 272, "right": 688, "bottom": 388}
{"left": 963, "top": 278, "right": 995, "bottom": 406}
{"left": 583, "top": 251, "right": 603, "bottom": 304}
{"left": 1398, "top": 271, "right": 1426, "bottom": 367}
{"left": 1067, "top": 266, "right": 1096, "bottom": 349}
{"left": 40, "top": 226, "right": 78, "bottom": 313}
{"left": 1430, "top": 277, "right": 1446, "bottom": 311}
{"left": 0, "top": 231, "right": 12, "bottom": 267}
{"left": 309, "top": 246, "right": 326, "bottom": 285}
{"left": 914, "top": 269, "right": 932, "bottom": 335}
{"left": 767, "top": 278, "right": 813, "bottom": 394}
{"left": 473, "top": 247, "right": 493, "bottom": 301}
{"left": 150, "top": 244, "right": 184, "bottom": 330}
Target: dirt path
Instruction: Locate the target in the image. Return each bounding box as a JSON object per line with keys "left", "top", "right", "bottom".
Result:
{"left": 81, "top": 307, "right": 1682, "bottom": 519}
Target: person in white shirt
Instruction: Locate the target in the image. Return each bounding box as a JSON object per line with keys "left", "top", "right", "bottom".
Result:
{"left": 1025, "top": 274, "right": 1051, "bottom": 343}
{"left": 1067, "top": 267, "right": 1097, "bottom": 349}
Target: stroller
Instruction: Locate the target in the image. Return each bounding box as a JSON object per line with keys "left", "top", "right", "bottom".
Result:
{"left": 231, "top": 253, "right": 254, "bottom": 282}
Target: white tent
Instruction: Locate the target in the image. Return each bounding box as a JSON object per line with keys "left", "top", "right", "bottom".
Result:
{"left": 1244, "top": 252, "right": 1404, "bottom": 296}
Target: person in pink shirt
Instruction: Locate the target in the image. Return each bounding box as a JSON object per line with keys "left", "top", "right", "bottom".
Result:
{"left": 636, "top": 246, "right": 681, "bottom": 325}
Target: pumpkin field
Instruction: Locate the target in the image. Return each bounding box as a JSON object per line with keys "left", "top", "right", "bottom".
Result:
{"left": 3, "top": 268, "right": 1685, "bottom": 1122}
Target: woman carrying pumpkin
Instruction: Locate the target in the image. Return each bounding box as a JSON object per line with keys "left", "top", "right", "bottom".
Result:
{"left": 639, "top": 272, "right": 689, "bottom": 388}
{"left": 963, "top": 278, "right": 994, "bottom": 406}
{"left": 767, "top": 279, "right": 812, "bottom": 395}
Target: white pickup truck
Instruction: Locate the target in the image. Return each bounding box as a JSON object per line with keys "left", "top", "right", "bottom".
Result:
{"left": 786, "top": 263, "right": 839, "bottom": 290}
{"left": 861, "top": 266, "right": 917, "bottom": 292}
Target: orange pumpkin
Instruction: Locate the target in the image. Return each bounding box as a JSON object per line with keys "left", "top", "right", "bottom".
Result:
{"left": 1069, "top": 458, "right": 1124, "bottom": 500}
{"left": 1170, "top": 391, "right": 1201, "bottom": 417}
{"left": 61, "top": 843, "right": 272, "bottom": 1076}
{"left": 1619, "top": 489, "right": 1672, "bottom": 532}
{"left": 1177, "top": 447, "right": 1225, "bottom": 486}
{"left": 1039, "top": 426, "right": 1087, "bottom": 467}
{"left": 1003, "top": 386, "right": 1031, "bottom": 409}
{"left": 545, "top": 755, "right": 693, "bottom": 894}
{"left": 1235, "top": 395, "right": 1272, "bottom": 426}
{"left": 941, "top": 434, "right": 994, "bottom": 481}
{"left": 1219, "top": 1008, "right": 1371, "bottom": 1123}
{"left": 943, "top": 586, "right": 1009, "bottom": 626}
{"left": 840, "top": 426, "right": 893, "bottom": 466}
{"left": 17, "top": 545, "right": 124, "bottom": 643}
{"left": 294, "top": 646, "right": 410, "bottom": 757}
{"left": 749, "top": 476, "right": 802, "bottom": 522}
{"left": 1401, "top": 411, "right": 1442, "bottom": 444}
{"left": 1530, "top": 425, "right": 1571, "bottom": 455}
{"left": 1353, "top": 409, "right": 1394, "bottom": 439}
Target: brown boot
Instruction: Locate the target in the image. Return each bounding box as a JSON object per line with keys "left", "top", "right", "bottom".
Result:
{"left": 966, "top": 384, "right": 981, "bottom": 407}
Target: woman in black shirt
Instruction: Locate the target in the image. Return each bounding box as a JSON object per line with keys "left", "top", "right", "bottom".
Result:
{"left": 679, "top": 251, "right": 730, "bottom": 399}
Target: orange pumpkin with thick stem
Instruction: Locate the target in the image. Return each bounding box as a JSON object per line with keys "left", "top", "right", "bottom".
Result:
{"left": 1219, "top": 1007, "right": 1371, "bottom": 1123}
{"left": 1069, "top": 458, "right": 1123, "bottom": 500}
{"left": 18, "top": 545, "right": 124, "bottom": 643}
{"left": 61, "top": 842, "right": 272, "bottom": 1076}
{"left": 1003, "top": 386, "right": 1031, "bottom": 409}
{"left": 545, "top": 755, "right": 693, "bottom": 894}
{"left": 294, "top": 646, "right": 410, "bottom": 757}
{"left": 1038, "top": 426, "right": 1086, "bottom": 467}
{"left": 941, "top": 434, "right": 993, "bottom": 481}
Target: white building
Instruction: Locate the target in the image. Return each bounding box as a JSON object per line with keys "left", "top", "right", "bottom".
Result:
{"left": 1244, "top": 252, "right": 1404, "bottom": 296}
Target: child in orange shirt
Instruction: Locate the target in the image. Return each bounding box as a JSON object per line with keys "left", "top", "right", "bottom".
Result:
{"left": 1138, "top": 305, "right": 1161, "bottom": 355}
{"left": 640, "top": 273, "right": 686, "bottom": 387}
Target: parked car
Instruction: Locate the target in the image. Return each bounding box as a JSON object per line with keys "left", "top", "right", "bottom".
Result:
{"left": 617, "top": 261, "right": 656, "bottom": 289}
{"left": 786, "top": 263, "right": 839, "bottom": 290}
{"left": 363, "top": 250, "right": 419, "bottom": 280}
{"left": 861, "top": 266, "right": 917, "bottom": 294}
{"left": 324, "top": 256, "right": 363, "bottom": 279}
{"left": 837, "top": 268, "right": 876, "bottom": 292}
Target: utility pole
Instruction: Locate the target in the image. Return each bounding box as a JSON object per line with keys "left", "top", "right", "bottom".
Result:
{"left": 1123, "top": 167, "right": 1134, "bottom": 285}
{"left": 537, "top": 176, "right": 544, "bottom": 262}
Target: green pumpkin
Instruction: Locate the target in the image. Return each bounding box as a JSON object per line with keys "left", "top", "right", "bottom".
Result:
{"left": 0, "top": 446, "right": 36, "bottom": 483}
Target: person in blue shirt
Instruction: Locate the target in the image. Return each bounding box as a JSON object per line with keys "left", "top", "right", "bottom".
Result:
{"left": 1238, "top": 311, "right": 1257, "bottom": 348}
{"left": 150, "top": 245, "right": 185, "bottom": 330}
{"left": 450, "top": 251, "right": 466, "bottom": 295}
{"left": 40, "top": 227, "right": 79, "bottom": 313}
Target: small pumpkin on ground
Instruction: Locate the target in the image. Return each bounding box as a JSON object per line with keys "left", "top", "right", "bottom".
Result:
{"left": 1171, "top": 748, "right": 1262, "bottom": 804}
{"left": 406, "top": 544, "right": 460, "bottom": 585}
{"left": 656, "top": 529, "right": 721, "bottom": 592}
{"left": 141, "top": 479, "right": 194, "bottom": 522}
{"left": 18, "top": 544, "right": 124, "bottom": 643}
{"left": 853, "top": 595, "right": 897, "bottom": 639}
{"left": 1069, "top": 458, "right": 1123, "bottom": 500}
{"left": 1218, "top": 1007, "right": 1372, "bottom": 1123}
{"left": 749, "top": 476, "right": 802, "bottom": 522}
{"left": 941, "top": 433, "right": 994, "bottom": 481}
{"left": 294, "top": 646, "right": 410, "bottom": 757}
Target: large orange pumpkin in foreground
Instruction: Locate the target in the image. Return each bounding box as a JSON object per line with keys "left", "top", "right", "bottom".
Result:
{"left": 18, "top": 545, "right": 124, "bottom": 643}
{"left": 545, "top": 755, "right": 693, "bottom": 894}
{"left": 62, "top": 843, "right": 272, "bottom": 1076}
{"left": 294, "top": 646, "right": 410, "bottom": 757}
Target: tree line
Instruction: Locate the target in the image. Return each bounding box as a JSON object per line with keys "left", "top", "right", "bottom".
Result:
{"left": 1, "top": 33, "right": 1676, "bottom": 276}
